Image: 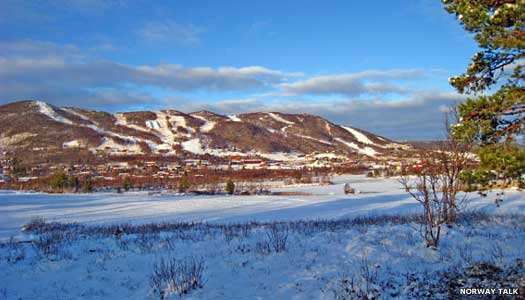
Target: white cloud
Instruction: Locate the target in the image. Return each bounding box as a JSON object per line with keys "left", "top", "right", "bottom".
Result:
{"left": 0, "top": 40, "right": 466, "bottom": 140}
{"left": 0, "top": 40, "right": 293, "bottom": 108}
{"left": 176, "top": 92, "right": 466, "bottom": 140}
{"left": 281, "top": 69, "right": 422, "bottom": 96}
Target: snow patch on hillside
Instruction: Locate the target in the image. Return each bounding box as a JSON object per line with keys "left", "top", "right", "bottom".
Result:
{"left": 314, "top": 152, "right": 346, "bottom": 159}
{"left": 169, "top": 115, "right": 189, "bottom": 129}
{"left": 192, "top": 115, "right": 216, "bottom": 132}
{"left": 147, "top": 112, "right": 178, "bottom": 154}
{"left": 182, "top": 138, "right": 204, "bottom": 154}
{"left": 341, "top": 126, "right": 374, "bottom": 145}
{"left": 341, "top": 126, "right": 408, "bottom": 150}
{"left": 62, "top": 140, "right": 81, "bottom": 148}
{"left": 206, "top": 149, "right": 249, "bottom": 157}
{"left": 335, "top": 138, "right": 377, "bottom": 157}
{"left": 145, "top": 120, "right": 162, "bottom": 129}
{"left": 114, "top": 114, "right": 151, "bottom": 133}
{"left": 96, "top": 137, "right": 143, "bottom": 154}
{"left": 295, "top": 134, "right": 333, "bottom": 145}
{"left": 35, "top": 101, "right": 73, "bottom": 125}
{"left": 62, "top": 108, "right": 91, "bottom": 122}
{"left": 228, "top": 115, "right": 242, "bottom": 122}
{"left": 325, "top": 122, "right": 332, "bottom": 135}
{"left": 268, "top": 112, "right": 295, "bottom": 125}
{"left": 259, "top": 152, "right": 303, "bottom": 161}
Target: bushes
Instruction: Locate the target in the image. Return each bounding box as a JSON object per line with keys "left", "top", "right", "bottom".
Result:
{"left": 50, "top": 173, "right": 68, "bottom": 192}
{"left": 50, "top": 173, "right": 92, "bottom": 193}
{"left": 265, "top": 224, "right": 288, "bottom": 253}
{"left": 334, "top": 256, "right": 381, "bottom": 300}
{"left": 150, "top": 257, "right": 205, "bottom": 299}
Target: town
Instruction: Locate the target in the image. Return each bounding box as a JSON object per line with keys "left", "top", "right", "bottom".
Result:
{"left": 0, "top": 146, "right": 427, "bottom": 193}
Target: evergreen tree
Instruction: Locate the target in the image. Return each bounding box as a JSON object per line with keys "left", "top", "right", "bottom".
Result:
{"left": 50, "top": 173, "right": 68, "bottom": 192}
{"left": 225, "top": 179, "right": 235, "bottom": 195}
{"left": 123, "top": 176, "right": 132, "bottom": 192}
{"left": 444, "top": 0, "right": 525, "bottom": 187}
{"left": 67, "top": 175, "right": 79, "bottom": 192}
{"left": 82, "top": 177, "right": 93, "bottom": 193}
{"left": 178, "top": 175, "right": 190, "bottom": 193}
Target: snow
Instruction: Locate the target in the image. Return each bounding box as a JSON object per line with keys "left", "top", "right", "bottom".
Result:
{"left": 228, "top": 115, "right": 242, "bottom": 122}
{"left": 145, "top": 120, "right": 162, "bottom": 129}
{"left": 325, "top": 121, "right": 332, "bottom": 135}
{"left": 1, "top": 175, "right": 523, "bottom": 240}
{"left": 267, "top": 112, "right": 295, "bottom": 125}
{"left": 192, "top": 115, "right": 216, "bottom": 132}
{"left": 116, "top": 111, "right": 184, "bottom": 155}
{"left": 340, "top": 126, "right": 407, "bottom": 150}
{"left": 62, "top": 108, "right": 91, "bottom": 121}
{"left": 62, "top": 140, "right": 81, "bottom": 148}
{"left": 169, "top": 115, "right": 187, "bottom": 129}
{"left": 96, "top": 137, "right": 143, "bottom": 154}
{"left": 205, "top": 149, "right": 249, "bottom": 157}
{"left": 114, "top": 114, "right": 151, "bottom": 133}
{"left": 258, "top": 152, "right": 303, "bottom": 161}
{"left": 181, "top": 138, "right": 204, "bottom": 154}
{"left": 341, "top": 126, "right": 374, "bottom": 145}
{"left": 294, "top": 134, "right": 333, "bottom": 145}
{"left": 1, "top": 176, "right": 524, "bottom": 299}
{"left": 37, "top": 103, "right": 157, "bottom": 153}
{"left": 201, "top": 121, "right": 216, "bottom": 132}
{"left": 35, "top": 101, "right": 73, "bottom": 125}
{"left": 313, "top": 153, "right": 346, "bottom": 159}
{"left": 147, "top": 112, "right": 178, "bottom": 154}
{"left": 335, "top": 138, "right": 378, "bottom": 157}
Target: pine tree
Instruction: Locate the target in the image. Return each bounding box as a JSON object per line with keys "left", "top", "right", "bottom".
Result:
{"left": 444, "top": 0, "right": 525, "bottom": 187}
{"left": 82, "top": 177, "right": 93, "bottom": 193}
{"left": 68, "top": 175, "right": 79, "bottom": 192}
{"left": 50, "top": 173, "right": 68, "bottom": 192}
{"left": 225, "top": 179, "right": 235, "bottom": 195}
{"left": 123, "top": 176, "right": 132, "bottom": 192}
{"left": 178, "top": 175, "right": 190, "bottom": 193}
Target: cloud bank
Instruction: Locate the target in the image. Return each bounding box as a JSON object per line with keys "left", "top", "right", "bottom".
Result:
{"left": 0, "top": 40, "right": 463, "bottom": 140}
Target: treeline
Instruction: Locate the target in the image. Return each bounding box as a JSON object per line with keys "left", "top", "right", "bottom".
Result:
{"left": 1, "top": 165, "right": 364, "bottom": 193}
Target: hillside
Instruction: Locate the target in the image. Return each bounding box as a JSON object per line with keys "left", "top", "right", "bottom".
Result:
{"left": 0, "top": 100, "right": 411, "bottom": 164}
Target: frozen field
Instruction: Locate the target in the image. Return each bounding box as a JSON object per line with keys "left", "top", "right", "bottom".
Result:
{"left": 1, "top": 175, "right": 524, "bottom": 300}
{"left": 0, "top": 175, "right": 524, "bottom": 240}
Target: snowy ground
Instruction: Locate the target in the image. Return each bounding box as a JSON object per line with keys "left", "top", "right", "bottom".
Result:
{"left": 1, "top": 175, "right": 523, "bottom": 240}
{"left": 1, "top": 176, "right": 524, "bottom": 300}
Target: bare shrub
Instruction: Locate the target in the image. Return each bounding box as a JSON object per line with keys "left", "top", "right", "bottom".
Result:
{"left": 3, "top": 236, "right": 26, "bottom": 264}
{"left": 334, "top": 255, "right": 381, "bottom": 300}
{"left": 266, "top": 224, "right": 288, "bottom": 253}
{"left": 32, "top": 231, "right": 72, "bottom": 259}
{"left": 150, "top": 257, "right": 205, "bottom": 300}
{"left": 255, "top": 239, "right": 271, "bottom": 256}
{"left": 22, "top": 216, "right": 47, "bottom": 233}
{"left": 221, "top": 223, "right": 253, "bottom": 242}
{"left": 399, "top": 135, "right": 470, "bottom": 248}
{"left": 135, "top": 232, "right": 160, "bottom": 253}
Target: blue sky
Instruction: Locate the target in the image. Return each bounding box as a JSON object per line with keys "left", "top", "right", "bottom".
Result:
{"left": 0, "top": 0, "right": 478, "bottom": 140}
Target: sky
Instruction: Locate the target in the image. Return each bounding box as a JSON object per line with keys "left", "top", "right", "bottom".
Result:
{"left": 0, "top": 0, "right": 479, "bottom": 140}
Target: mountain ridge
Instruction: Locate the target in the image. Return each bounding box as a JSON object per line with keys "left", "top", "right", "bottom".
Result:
{"left": 0, "top": 100, "right": 411, "bottom": 164}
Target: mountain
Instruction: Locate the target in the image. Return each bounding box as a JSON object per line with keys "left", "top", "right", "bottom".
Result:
{"left": 0, "top": 100, "right": 411, "bottom": 164}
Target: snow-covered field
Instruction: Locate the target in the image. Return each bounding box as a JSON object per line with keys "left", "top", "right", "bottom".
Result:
{"left": 1, "top": 176, "right": 524, "bottom": 299}
{"left": 1, "top": 175, "right": 523, "bottom": 240}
